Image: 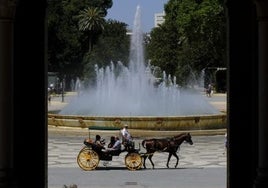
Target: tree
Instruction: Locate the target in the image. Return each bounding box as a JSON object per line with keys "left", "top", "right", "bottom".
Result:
{"left": 146, "top": 0, "right": 226, "bottom": 87}
{"left": 147, "top": 24, "right": 180, "bottom": 77}
{"left": 87, "top": 0, "right": 113, "bottom": 16}
{"left": 47, "top": 0, "right": 86, "bottom": 81}
{"left": 77, "top": 7, "right": 106, "bottom": 53}
{"left": 82, "top": 19, "right": 130, "bottom": 86}
{"left": 47, "top": 0, "right": 113, "bottom": 82}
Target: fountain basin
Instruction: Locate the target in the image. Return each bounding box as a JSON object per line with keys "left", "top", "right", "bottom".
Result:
{"left": 47, "top": 113, "right": 226, "bottom": 130}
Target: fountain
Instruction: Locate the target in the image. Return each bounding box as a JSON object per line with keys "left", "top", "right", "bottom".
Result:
{"left": 48, "top": 5, "right": 226, "bottom": 130}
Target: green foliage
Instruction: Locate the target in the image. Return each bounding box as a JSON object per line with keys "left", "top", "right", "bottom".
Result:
{"left": 47, "top": 0, "right": 86, "bottom": 77}
{"left": 146, "top": 0, "right": 226, "bottom": 87}
{"left": 76, "top": 7, "right": 106, "bottom": 52}
{"left": 47, "top": 0, "right": 113, "bottom": 85}
{"left": 147, "top": 25, "right": 180, "bottom": 76}
{"left": 86, "top": 0, "right": 113, "bottom": 16}
{"left": 77, "top": 7, "right": 105, "bottom": 32}
{"left": 48, "top": 0, "right": 226, "bottom": 90}
{"left": 82, "top": 19, "right": 130, "bottom": 84}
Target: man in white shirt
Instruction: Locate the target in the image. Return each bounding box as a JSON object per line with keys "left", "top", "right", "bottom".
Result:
{"left": 121, "top": 124, "right": 134, "bottom": 150}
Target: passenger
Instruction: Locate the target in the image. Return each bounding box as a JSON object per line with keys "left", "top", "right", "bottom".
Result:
{"left": 94, "top": 134, "right": 105, "bottom": 150}
{"left": 105, "top": 136, "right": 121, "bottom": 155}
{"left": 108, "top": 136, "right": 116, "bottom": 148}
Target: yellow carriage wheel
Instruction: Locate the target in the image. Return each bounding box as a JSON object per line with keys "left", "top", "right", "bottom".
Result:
{"left": 125, "top": 152, "right": 142, "bottom": 171}
{"left": 77, "top": 147, "right": 99, "bottom": 170}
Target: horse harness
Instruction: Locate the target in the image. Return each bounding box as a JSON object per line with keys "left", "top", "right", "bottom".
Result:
{"left": 150, "top": 137, "right": 180, "bottom": 152}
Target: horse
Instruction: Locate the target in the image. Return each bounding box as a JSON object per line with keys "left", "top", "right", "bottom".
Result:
{"left": 141, "top": 132, "right": 193, "bottom": 169}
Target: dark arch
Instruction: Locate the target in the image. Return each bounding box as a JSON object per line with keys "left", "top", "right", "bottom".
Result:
{"left": 215, "top": 69, "right": 227, "bottom": 93}
{"left": 1, "top": 0, "right": 268, "bottom": 188}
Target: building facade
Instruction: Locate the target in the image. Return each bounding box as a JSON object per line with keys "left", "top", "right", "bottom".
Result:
{"left": 154, "top": 11, "right": 165, "bottom": 28}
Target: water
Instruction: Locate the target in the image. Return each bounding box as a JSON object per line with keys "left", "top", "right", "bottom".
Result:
{"left": 59, "top": 5, "right": 219, "bottom": 116}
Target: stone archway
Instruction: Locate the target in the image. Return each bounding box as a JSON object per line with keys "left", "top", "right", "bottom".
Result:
{"left": 1, "top": 0, "right": 268, "bottom": 187}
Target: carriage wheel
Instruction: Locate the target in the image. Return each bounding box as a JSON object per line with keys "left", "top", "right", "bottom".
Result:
{"left": 77, "top": 147, "right": 99, "bottom": 170}
{"left": 125, "top": 152, "right": 142, "bottom": 171}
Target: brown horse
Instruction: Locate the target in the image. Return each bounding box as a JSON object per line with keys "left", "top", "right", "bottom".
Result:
{"left": 141, "top": 132, "right": 193, "bottom": 169}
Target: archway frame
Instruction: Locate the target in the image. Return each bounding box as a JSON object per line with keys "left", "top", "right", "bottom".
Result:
{"left": 1, "top": 0, "right": 268, "bottom": 187}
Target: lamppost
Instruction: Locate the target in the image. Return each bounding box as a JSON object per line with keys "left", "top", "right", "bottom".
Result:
{"left": 61, "top": 76, "right": 65, "bottom": 102}
{"left": 56, "top": 77, "right": 59, "bottom": 95}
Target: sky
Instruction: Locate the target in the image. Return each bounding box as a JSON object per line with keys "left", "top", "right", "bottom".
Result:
{"left": 106, "top": 0, "right": 169, "bottom": 33}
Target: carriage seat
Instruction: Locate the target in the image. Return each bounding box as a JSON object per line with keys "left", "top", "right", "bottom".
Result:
{"left": 84, "top": 139, "right": 106, "bottom": 151}
{"left": 105, "top": 149, "right": 121, "bottom": 156}
{"left": 122, "top": 140, "right": 135, "bottom": 152}
{"left": 84, "top": 138, "right": 93, "bottom": 147}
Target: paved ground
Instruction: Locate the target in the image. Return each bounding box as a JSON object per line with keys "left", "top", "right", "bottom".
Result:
{"left": 48, "top": 134, "right": 227, "bottom": 169}
{"left": 48, "top": 92, "right": 227, "bottom": 187}
{"left": 48, "top": 133, "right": 227, "bottom": 188}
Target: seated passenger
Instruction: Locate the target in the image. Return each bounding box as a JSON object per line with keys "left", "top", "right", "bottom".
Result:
{"left": 108, "top": 136, "right": 116, "bottom": 148}
{"left": 105, "top": 136, "right": 121, "bottom": 155}
{"left": 94, "top": 134, "right": 105, "bottom": 151}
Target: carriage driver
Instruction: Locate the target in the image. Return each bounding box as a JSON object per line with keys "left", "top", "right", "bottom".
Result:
{"left": 121, "top": 124, "right": 134, "bottom": 150}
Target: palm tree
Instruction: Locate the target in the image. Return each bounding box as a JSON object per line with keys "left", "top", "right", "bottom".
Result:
{"left": 77, "top": 7, "right": 105, "bottom": 52}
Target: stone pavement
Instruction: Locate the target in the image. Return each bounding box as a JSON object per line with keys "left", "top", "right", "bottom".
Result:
{"left": 48, "top": 134, "right": 227, "bottom": 169}
{"left": 48, "top": 92, "right": 227, "bottom": 187}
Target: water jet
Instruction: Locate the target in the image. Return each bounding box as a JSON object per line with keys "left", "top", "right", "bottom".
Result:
{"left": 48, "top": 5, "right": 226, "bottom": 130}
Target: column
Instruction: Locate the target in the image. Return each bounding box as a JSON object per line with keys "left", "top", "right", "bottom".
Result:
{"left": 254, "top": 0, "right": 268, "bottom": 187}
{"left": 0, "top": 1, "right": 16, "bottom": 187}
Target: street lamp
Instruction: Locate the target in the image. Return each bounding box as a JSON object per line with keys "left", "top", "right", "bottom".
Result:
{"left": 61, "top": 77, "right": 65, "bottom": 102}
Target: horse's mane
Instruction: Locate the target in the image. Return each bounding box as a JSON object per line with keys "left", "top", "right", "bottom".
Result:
{"left": 141, "top": 138, "right": 156, "bottom": 148}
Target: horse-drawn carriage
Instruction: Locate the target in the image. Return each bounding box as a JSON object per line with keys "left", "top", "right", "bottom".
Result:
{"left": 77, "top": 126, "right": 194, "bottom": 171}
{"left": 76, "top": 126, "right": 143, "bottom": 171}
